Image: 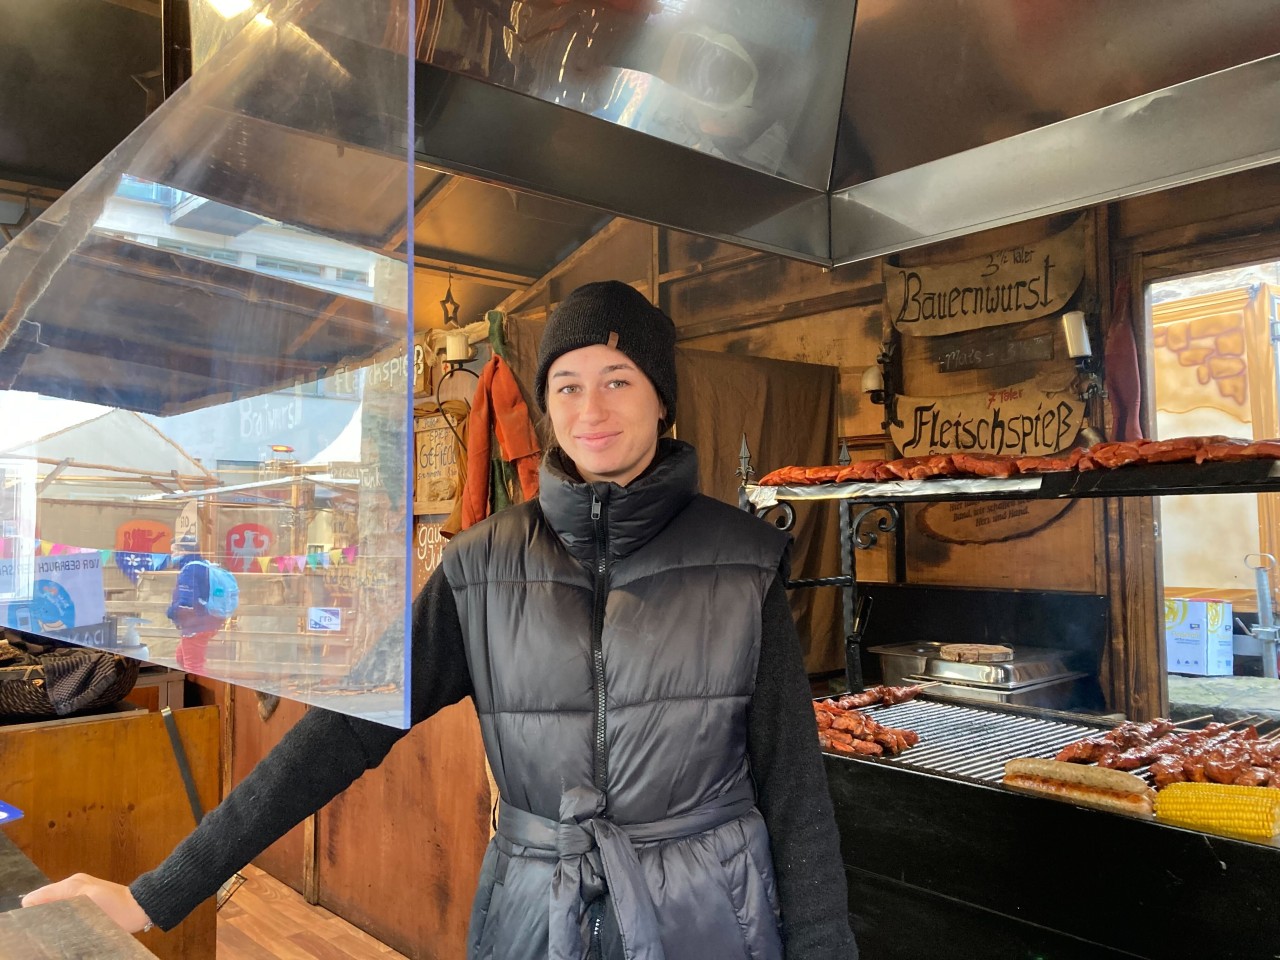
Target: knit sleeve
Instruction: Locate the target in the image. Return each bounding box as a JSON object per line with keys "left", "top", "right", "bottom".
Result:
{"left": 131, "top": 566, "right": 473, "bottom": 930}
{"left": 748, "top": 574, "right": 859, "bottom": 958}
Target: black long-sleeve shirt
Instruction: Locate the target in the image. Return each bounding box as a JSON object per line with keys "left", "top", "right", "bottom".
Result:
{"left": 131, "top": 569, "right": 856, "bottom": 957}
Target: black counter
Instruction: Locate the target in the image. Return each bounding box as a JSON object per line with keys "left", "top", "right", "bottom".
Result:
{"left": 828, "top": 754, "right": 1280, "bottom": 960}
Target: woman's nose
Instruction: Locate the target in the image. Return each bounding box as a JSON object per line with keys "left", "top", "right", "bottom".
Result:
{"left": 580, "top": 389, "right": 606, "bottom": 420}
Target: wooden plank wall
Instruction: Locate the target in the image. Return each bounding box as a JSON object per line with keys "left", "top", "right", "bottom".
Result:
{"left": 219, "top": 678, "right": 490, "bottom": 960}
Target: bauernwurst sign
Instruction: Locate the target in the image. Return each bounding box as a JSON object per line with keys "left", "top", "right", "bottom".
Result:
{"left": 888, "top": 219, "right": 1085, "bottom": 336}
{"left": 890, "top": 380, "right": 1084, "bottom": 458}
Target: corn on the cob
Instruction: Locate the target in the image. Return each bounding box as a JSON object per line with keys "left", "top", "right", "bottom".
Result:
{"left": 1154, "top": 782, "right": 1280, "bottom": 840}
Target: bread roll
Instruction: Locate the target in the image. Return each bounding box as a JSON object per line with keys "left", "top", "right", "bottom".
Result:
{"left": 1003, "top": 757, "right": 1155, "bottom": 818}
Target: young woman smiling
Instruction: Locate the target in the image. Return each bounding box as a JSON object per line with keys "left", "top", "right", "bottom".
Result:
{"left": 25, "top": 281, "right": 857, "bottom": 959}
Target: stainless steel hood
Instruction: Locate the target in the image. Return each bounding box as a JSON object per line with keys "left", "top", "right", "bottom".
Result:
{"left": 407, "top": 0, "right": 1280, "bottom": 265}
{"left": 7, "top": 1, "right": 1280, "bottom": 271}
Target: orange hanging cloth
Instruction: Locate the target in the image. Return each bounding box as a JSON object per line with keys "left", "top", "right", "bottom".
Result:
{"left": 461, "top": 353, "right": 541, "bottom": 530}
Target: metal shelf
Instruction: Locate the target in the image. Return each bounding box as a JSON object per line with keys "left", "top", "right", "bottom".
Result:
{"left": 745, "top": 459, "right": 1280, "bottom": 507}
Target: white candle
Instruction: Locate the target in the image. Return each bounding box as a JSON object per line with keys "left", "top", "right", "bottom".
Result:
{"left": 445, "top": 331, "right": 471, "bottom": 363}
{"left": 1062, "top": 310, "right": 1092, "bottom": 359}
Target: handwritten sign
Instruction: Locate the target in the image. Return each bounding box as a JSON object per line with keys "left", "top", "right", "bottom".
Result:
{"left": 888, "top": 219, "right": 1085, "bottom": 336}
{"left": 413, "top": 414, "right": 460, "bottom": 516}
{"left": 889, "top": 379, "right": 1084, "bottom": 457}
{"left": 918, "top": 499, "right": 1075, "bottom": 545}
{"left": 412, "top": 518, "right": 446, "bottom": 594}
{"left": 936, "top": 333, "right": 1054, "bottom": 373}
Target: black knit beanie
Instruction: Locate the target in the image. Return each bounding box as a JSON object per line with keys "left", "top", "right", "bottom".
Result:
{"left": 535, "top": 280, "right": 678, "bottom": 427}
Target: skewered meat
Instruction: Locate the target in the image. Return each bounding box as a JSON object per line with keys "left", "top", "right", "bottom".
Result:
{"left": 1197, "top": 438, "right": 1253, "bottom": 463}
{"left": 1015, "top": 448, "right": 1085, "bottom": 473}
{"left": 757, "top": 466, "right": 806, "bottom": 486}
{"left": 1245, "top": 440, "right": 1280, "bottom": 459}
{"left": 880, "top": 684, "right": 925, "bottom": 706}
{"left": 819, "top": 729, "right": 884, "bottom": 756}
{"left": 833, "top": 684, "right": 925, "bottom": 709}
{"left": 835, "top": 460, "right": 884, "bottom": 483}
{"left": 879, "top": 455, "right": 957, "bottom": 481}
{"left": 1135, "top": 437, "right": 1213, "bottom": 464}
{"left": 760, "top": 436, "right": 1280, "bottom": 489}
{"left": 812, "top": 698, "right": 921, "bottom": 757}
{"left": 802, "top": 465, "right": 844, "bottom": 484}
{"left": 950, "top": 452, "right": 1019, "bottom": 478}
{"left": 1055, "top": 719, "right": 1179, "bottom": 763}
{"left": 1079, "top": 441, "right": 1144, "bottom": 470}
{"left": 1095, "top": 724, "right": 1246, "bottom": 771}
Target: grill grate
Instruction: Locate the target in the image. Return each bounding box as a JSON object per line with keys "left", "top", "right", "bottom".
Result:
{"left": 863, "top": 699, "right": 1103, "bottom": 783}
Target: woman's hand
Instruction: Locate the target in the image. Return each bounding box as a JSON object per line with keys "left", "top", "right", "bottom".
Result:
{"left": 21, "top": 874, "right": 153, "bottom": 933}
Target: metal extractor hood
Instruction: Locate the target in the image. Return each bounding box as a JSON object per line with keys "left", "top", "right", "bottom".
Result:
{"left": 401, "top": 0, "right": 1280, "bottom": 265}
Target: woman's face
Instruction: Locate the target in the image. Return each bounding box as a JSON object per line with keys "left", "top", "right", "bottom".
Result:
{"left": 546, "top": 343, "right": 665, "bottom": 486}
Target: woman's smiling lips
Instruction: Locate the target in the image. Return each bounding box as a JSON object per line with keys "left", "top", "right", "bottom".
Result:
{"left": 575, "top": 432, "right": 620, "bottom": 450}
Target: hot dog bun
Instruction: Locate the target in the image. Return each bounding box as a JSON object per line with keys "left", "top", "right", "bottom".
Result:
{"left": 1003, "top": 758, "right": 1155, "bottom": 817}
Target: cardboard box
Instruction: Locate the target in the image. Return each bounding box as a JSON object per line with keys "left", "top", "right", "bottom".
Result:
{"left": 1164, "top": 598, "right": 1234, "bottom": 676}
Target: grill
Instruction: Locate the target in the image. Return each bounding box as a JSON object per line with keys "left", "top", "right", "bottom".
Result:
{"left": 861, "top": 699, "right": 1104, "bottom": 783}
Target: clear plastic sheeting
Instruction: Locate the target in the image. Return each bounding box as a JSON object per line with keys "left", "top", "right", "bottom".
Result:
{"left": 0, "top": 0, "right": 416, "bottom": 726}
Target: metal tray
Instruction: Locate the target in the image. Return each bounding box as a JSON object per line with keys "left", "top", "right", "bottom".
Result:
{"left": 923, "top": 648, "right": 1081, "bottom": 687}
{"left": 867, "top": 642, "right": 944, "bottom": 686}
{"left": 869, "top": 642, "right": 1081, "bottom": 688}
{"left": 907, "top": 673, "right": 1090, "bottom": 707}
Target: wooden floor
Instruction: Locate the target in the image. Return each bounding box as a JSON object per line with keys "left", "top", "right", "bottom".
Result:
{"left": 217, "top": 866, "right": 408, "bottom": 960}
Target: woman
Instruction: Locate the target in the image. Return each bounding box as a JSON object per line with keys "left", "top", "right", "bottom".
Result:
{"left": 24, "top": 281, "right": 858, "bottom": 958}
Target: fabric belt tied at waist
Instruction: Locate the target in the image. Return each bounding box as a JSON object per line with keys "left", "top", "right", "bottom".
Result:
{"left": 497, "top": 781, "right": 756, "bottom": 960}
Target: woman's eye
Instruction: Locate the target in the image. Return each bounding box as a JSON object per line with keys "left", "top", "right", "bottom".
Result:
{"left": 607, "top": 379, "right": 630, "bottom": 389}
{"left": 556, "top": 384, "right": 580, "bottom": 395}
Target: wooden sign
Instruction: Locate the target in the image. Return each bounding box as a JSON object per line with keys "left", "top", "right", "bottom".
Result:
{"left": 413, "top": 414, "right": 460, "bottom": 516}
{"left": 888, "top": 219, "right": 1085, "bottom": 336}
{"left": 936, "top": 333, "right": 1054, "bottom": 373}
{"left": 412, "top": 518, "right": 446, "bottom": 594}
{"left": 173, "top": 500, "right": 199, "bottom": 545}
{"left": 918, "top": 498, "right": 1075, "bottom": 545}
{"left": 890, "top": 379, "right": 1084, "bottom": 457}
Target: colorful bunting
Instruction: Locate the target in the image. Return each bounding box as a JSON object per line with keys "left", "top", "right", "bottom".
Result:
{"left": 14, "top": 537, "right": 363, "bottom": 576}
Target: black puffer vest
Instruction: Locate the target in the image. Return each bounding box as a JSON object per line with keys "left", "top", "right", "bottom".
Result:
{"left": 444, "top": 440, "right": 789, "bottom": 960}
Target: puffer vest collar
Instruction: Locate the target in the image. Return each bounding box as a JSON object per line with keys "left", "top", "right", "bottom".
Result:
{"left": 538, "top": 439, "right": 698, "bottom": 563}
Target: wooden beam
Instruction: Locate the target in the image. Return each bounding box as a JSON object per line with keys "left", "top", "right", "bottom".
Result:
{"left": 302, "top": 813, "right": 320, "bottom": 904}
{"left": 495, "top": 217, "right": 628, "bottom": 315}
{"left": 650, "top": 226, "right": 660, "bottom": 303}
{"left": 24, "top": 456, "right": 215, "bottom": 484}
{"left": 285, "top": 296, "right": 347, "bottom": 355}
{"left": 658, "top": 250, "right": 771, "bottom": 285}
{"left": 411, "top": 253, "right": 536, "bottom": 288}
{"left": 36, "top": 458, "right": 71, "bottom": 494}
{"left": 383, "top": 176, "right": 462, "bottom": 254}
{"left": 674, "top": 285, "right": 885, "bottom": 342}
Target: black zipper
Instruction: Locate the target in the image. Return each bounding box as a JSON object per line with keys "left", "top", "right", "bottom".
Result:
{"left": 590, "top": 491, "right": 611, "bottom": 792}
{"left": 590, "top": 907, "right": 603, "bottom": 959}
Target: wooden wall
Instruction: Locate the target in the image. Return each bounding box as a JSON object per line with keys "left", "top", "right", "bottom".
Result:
{"left": 495, "top": 164, "right": 1280, "bottom": 718}
{"left": 215, "top": 672, "right": 490, "bottom": 960}
{"left": 0, "top": 707, "right": 220, "bottom": 960}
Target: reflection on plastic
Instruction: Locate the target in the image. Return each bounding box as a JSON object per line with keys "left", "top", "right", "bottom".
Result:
{"left": 419, "top": 0, "right": 852, "bottom": 188}
{"left": 0, "top": 0, "right": 416, "bottom": 727}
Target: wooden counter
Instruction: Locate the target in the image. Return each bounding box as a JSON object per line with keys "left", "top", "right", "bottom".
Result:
{"left": 0, "top": 832, "right": 155, "bottom": 958}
